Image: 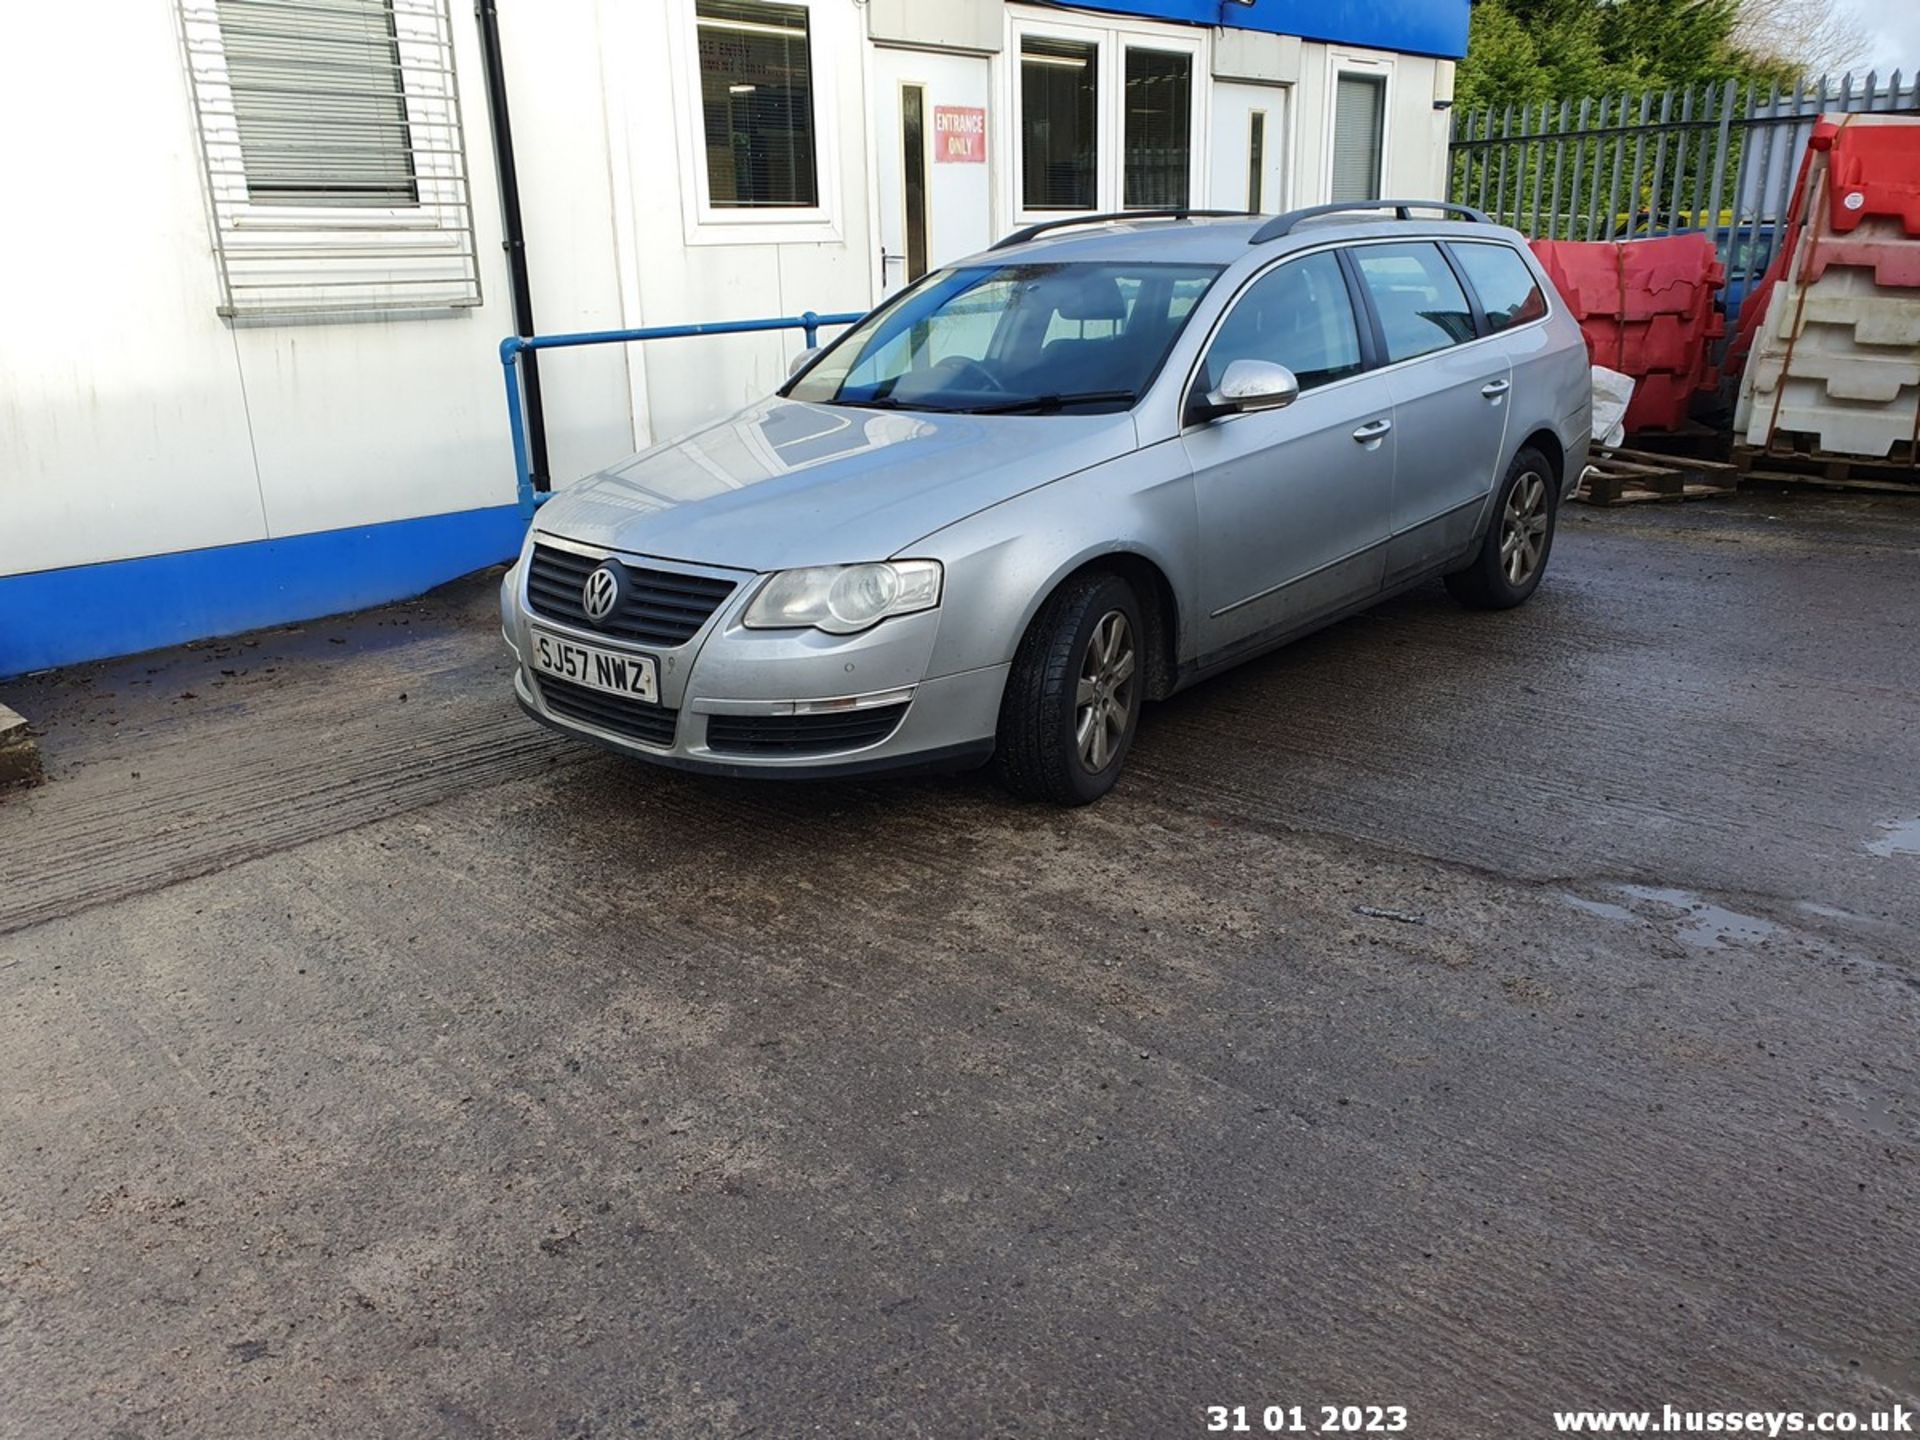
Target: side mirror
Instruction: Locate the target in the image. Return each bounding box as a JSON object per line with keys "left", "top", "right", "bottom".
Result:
{"left": 1201, "top": 359, "right": 1300, "bottom": 419}
{"left": 788, "top": 346, "right": 822, "bottom": 379}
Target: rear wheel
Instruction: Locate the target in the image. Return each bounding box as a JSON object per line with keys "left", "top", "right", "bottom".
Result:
{"left": 1445, "top": 446, "right": 1557, "bottom": 610}
{"left": 993, "top": 572, "right": 1144, "bottom": 806}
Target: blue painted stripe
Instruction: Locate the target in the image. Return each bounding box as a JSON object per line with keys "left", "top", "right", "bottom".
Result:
{"left": 0, "top": 505, "right": 526, "bottom": 678}
{"left": 1062, "top": 0, "right": 1470, "bottom": 59}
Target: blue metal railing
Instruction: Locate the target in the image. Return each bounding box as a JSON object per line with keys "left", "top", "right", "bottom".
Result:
{"left": 500, "top": 309, "right": 865, "bottom": 516}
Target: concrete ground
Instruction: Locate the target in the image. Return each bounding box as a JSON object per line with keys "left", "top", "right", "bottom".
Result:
{"left": 1, "top": 493, "right": 1917, "bottom": 1439}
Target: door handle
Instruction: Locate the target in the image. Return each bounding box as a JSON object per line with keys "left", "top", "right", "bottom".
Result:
{"left": 1351, "top": 418, "right": 1393, "bottom": 443}
{"left": 1481, "top": 379, "right": 1511, "bottom": 398}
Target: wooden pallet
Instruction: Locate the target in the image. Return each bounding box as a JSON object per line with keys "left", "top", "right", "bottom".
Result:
{"left": 1731, "top": 442, "right": 1920, "bottom": 495}
{"left": 1576, "top": 446, "right": 1742, "bottom": 505}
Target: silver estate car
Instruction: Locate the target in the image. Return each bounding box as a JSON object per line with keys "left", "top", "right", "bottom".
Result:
{"left": 503, "top": 201, "right": 1591, "bottom": 804}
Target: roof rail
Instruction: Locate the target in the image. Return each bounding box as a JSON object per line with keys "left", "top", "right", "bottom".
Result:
{"left": 1249, "top": 200, "right": 1492, "bottom": 244}
{"left": 991, "top": 209, "right": 1256, "bottom": 251}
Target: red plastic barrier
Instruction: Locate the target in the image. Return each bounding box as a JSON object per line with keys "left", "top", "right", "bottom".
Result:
{"left": 1531, "top": 234, "right": 1723, "bottom": 321}
{"left": 1822, "top": 118, "right": 1920, "bottom": 236}
{"left": 1577, "top": 306, "right": 1726, "bottom": 377}
{"left": 1800, "top": 230, "right": 1920, "bottom": 288}
{"left": 1626, "top": 371, "right": 1709, "bottom": 433}
{"left": 1531, "top": 233, "right": 1724, "bottom": 431}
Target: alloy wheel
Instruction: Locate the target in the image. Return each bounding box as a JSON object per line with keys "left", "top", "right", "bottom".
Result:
{"left": 1500, "top": 471, "right": 1549, "bottom": 586}
{"left": 1074, "top": 610, "right": 1137, "bottom": 773}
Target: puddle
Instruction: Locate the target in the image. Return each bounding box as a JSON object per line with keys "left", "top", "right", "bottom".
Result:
{"left": 1820, "top": 1074, "right": 1915, "bottom": 1142}
{"left": 1865, "top": 818, "right": 1920, "bottom": 858}
{"left": 1833, "top": 1088, "right": 1908, "bottom": 1141}
{"left": 1562, "top": 894, "right": 1639, "bottom": 925}
{"left": 1796, "top": 901, "right": 1858, "bottom": 922}
{"left": 1564, "top": 885, "right": 1797, "bottom": 951}
{"left": 1615, "top": 885, "right": 1783, "bottom": 950}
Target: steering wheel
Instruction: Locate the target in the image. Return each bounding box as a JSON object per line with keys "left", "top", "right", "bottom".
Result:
{"left": 930, "top": 355, "right": 1007, "bottom": 393}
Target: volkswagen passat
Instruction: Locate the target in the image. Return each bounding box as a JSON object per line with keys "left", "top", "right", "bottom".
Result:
{"left": 503, "top": 202, "right": 1590, "bottom": 805}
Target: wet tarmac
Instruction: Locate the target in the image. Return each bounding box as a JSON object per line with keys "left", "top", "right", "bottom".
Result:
{"left": 1, "top": 492, "right": 1916, "bottom": 1438}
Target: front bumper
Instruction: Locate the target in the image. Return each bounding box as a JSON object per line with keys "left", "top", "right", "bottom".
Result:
{"left": 501, "top": 544, "right": 1005, "bottom": 778}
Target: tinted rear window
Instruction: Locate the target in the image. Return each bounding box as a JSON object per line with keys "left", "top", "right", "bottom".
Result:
{"left": 1451, "top": 242, "right": 1549, "bottom": 334}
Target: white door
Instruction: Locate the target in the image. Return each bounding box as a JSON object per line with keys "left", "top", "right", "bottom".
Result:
{"left": 872, "top": 48, "right": 993, "bottom": 300}
{"left": 1210, "top": 81, "right": 1288, "bottom": 215}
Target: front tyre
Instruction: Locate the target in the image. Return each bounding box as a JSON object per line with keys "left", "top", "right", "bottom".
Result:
{"left": 993, "top": 572, "right": 1144, "bottom": 806}
{"left": 1444, "top": 446, "right": 1558, "bottom": 610}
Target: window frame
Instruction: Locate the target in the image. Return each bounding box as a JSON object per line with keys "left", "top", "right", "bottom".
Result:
{"left": 1178, "top": 236, "right": 1557, "bottom": 431}
{"left": 1441, "top": 239, "right": 1553, "bottom": 337}
{"left": 1323, "top": 50, "right": 1393, "bottom": 205}
{"left": 1004, "top": 8, "right": 1207, "bottom": 226}
{"left": 667, "top": 0, "right": 844, "bottom": 247}
{"left": 1017, "top": 28, "right": 1103, "bottom": 214}
{"left": 177, "top": 0, "right": 482, "bottom": 319}
{"left": 186, "top": 1, "right": 459, "bottom": 233}
{"left": 1119, "top": 42, "right": 1197, "bottom": 211}
{"left": 1181, "top": 246, "right": 1375, "bottom": 425}
{"left": 1344, "top": 238, "right": 1479, "bottom": 363}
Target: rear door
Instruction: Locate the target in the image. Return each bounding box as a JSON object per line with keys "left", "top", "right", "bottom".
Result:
{"left": 1181, "top": 249, "right": 1392, "bottom": 659}
{"left": 1347, "top": 240, "right": 1512, "bottom": 582}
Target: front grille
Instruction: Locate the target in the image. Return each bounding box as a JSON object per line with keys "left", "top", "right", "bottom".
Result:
{"left": 705, "top": 703, "right": 909, "bottom": 757}
{"left": 536, "top": 673, "right": 678, "bottom": 749}
{"left": 527, "top": 543, "right": 736, "bottom": 648}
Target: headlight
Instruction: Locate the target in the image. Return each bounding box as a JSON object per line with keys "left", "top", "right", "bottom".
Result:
{"left": 742, "top": 560, "right": 943, "bottom": 635}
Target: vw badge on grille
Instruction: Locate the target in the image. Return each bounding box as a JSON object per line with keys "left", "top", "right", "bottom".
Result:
{"left": 581, "top": 564, "right": 621, "bottom": 625}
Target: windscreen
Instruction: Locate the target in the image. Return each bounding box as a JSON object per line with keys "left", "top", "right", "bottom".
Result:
{"left": 786, "top": 261, "right": 1222, "bottom": 415}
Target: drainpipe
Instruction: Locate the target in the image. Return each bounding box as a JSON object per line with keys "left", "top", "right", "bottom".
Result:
{"left": 476, "top": 0, "right": 551, "bottom": 494}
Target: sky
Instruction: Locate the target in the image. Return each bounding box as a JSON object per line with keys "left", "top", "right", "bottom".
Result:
{"left": 1833, "top": 0, "right": 1920, "bottom": 73}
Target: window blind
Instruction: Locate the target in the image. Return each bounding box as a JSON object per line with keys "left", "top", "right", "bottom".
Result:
{"left": 215, "top": 0, "right": 417, "bottom": 205}
{"left": 1123, "top": 48, "right": 1191, "bottom": 209}
{"left": 696, "top": 0, "right": 818, "bottom": 208}
{"left": 1332, "top": 74, "right": 1385, "bottom": 203}
{"left": 1021, "top": 36, "right": 1098, "bottom": 210}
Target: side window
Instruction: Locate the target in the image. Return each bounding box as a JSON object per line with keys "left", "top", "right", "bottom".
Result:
{"left": 1451, "top": 243, "right": 1548, "bottom": 334}
{"left": 1352, "top": 242, "right": 1477, "bottom": 362}
{"left": 1198, "top": 251, "right": 1363, "bottom": 396}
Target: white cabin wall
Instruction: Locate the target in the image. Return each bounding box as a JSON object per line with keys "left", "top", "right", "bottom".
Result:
{"left": 499, "top": 0, "right": 639, "bottom": 486}
{"left": 0, "top": 1, "right": 268, "bottom": 575}
{"left": 0, "top": 0, "right": 1463, "bottom": 666}
{"left": 599, "top": 0, "right": 877, "bottom": 452}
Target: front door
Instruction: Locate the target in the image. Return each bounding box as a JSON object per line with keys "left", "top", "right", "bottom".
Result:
{"left": 872, "top": 48, "right": 993, "bottom": 301}
{"left": 1181, "top": 249, "right": 1392, "bottom": 659}
{"left": 1210, "top": 81, "right": 1287, "bottom": 215}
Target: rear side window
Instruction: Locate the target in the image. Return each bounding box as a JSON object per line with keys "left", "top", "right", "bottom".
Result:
{"left": 1351, "top": 242, "right": 1477, "bottom": 362}
{"left": 1198, "top": 251, "right": 1363, "bottom": 394}
{"left": 1451, "top": 243, "right": 1548, "bottom": 333}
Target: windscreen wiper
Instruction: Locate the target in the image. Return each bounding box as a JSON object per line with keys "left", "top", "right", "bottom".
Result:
{"left": 963, "top": 390, "right": 1138, "bottom": 415}
{"left": 826, "top": 396, "right": 956, "bottom": 412}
